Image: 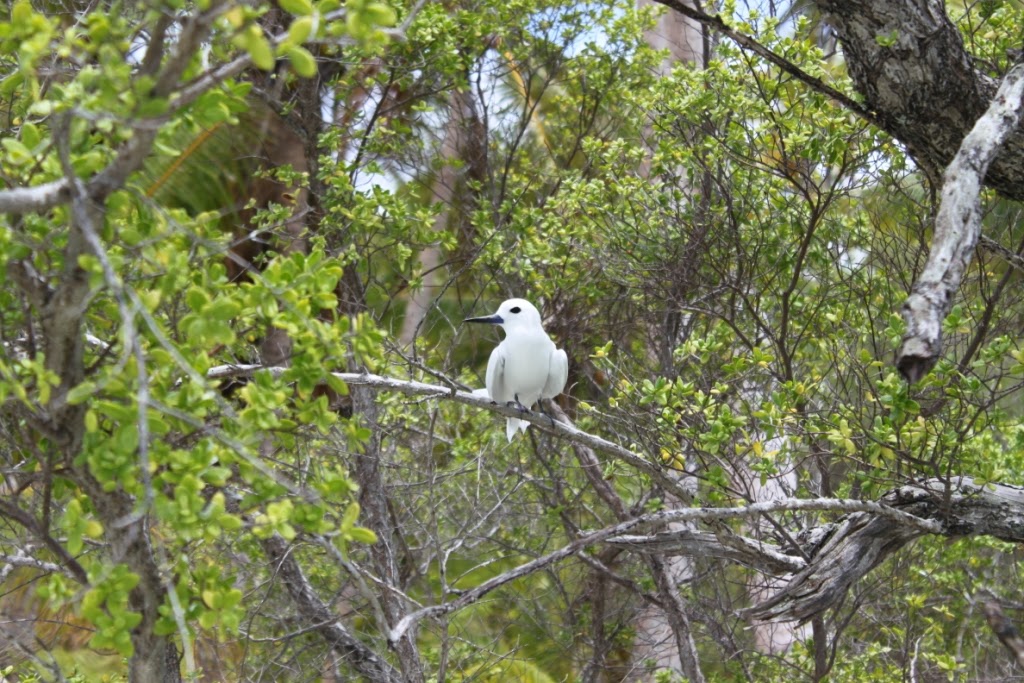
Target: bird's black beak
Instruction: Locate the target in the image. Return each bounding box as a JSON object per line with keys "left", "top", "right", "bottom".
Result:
{"left": 464, "top": 314, "right": 503, "bottom": 324}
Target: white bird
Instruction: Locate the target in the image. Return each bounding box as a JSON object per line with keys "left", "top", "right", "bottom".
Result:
{"left": 465, "top": 298, "right": 569, "bottom": 442}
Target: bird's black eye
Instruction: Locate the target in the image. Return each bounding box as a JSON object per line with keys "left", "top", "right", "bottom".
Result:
{"left": 510, "top": 307, "right": 521, "bottom": 314}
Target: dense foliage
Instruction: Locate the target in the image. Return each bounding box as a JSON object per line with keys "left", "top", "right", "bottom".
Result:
{"left": 2, "top": 0, "right": 1024, "bottom": 680}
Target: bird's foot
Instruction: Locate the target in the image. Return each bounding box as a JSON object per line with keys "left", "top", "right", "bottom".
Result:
{"left": 506, "top": 398, "right": 530, "bottom": 414}
{"left": 538, "top": 399, "right": 557, "bottom": 428}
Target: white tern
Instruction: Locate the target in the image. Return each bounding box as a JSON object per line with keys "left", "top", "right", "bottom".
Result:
{"left": 465, "top": 298, "right": 569, "bottom": 442}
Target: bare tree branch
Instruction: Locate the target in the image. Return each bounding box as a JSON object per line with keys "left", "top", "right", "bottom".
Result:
{"left": 647, "top": 554, "right": 706, "bottom": 683}
{"left": 197, "top": 375, "right": 1024, "bottom": 636}
{"left": 552, "top": 402, "right": 705, "bottom": 681}
{"left": 0, "top": 0, "right": 317, "bottom": 215}
{"left": 980, "top": 233, "right": 1024, "bottom": 274}
{"left": 208, "top": 365, "right": 700, "bottom": 502}
{"left": 810, "top": 1, "right": 1024, "bottom": 196}
{"left": 607, "top": 529, "right": 806, "bottom": 574}
{"left": 747, "top": 478, "right": 1024, "bottom": 622}
{"left": 0, "top": 549, "right": 64, "bottom": 578}
{"left": 170, "top": 8, "right": 392, "bottom": 112}
{"left": 897, "top": 63, "right": 1024, "bottom": 382}
{"left": 88, "top": 1, "right": 229, "bottom": 203}
{"left": 384, "top": 492, "right": 943, "bottom": 642}
{"left": 0, "top": 181, "right": 71, "bottom": 214}
{"left": 0, "top": 499, "right": 88, "bottom": 584}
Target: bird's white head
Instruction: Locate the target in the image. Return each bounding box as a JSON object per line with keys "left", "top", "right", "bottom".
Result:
{"left": 464, "top": 298, "right": 544, "bottom": 332}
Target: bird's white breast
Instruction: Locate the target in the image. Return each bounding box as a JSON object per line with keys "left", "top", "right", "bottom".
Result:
{"left": 495, "top": 331, "right": 556, "bottom": 405}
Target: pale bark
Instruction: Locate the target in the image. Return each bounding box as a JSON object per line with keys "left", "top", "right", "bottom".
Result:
{"left": 742, "top": 462, "right": 810, "bottom": 654}
{"left": 639, "top": 0, "right": 703, "bottom": 70}
{"left": 377, "top": 474, "right": 991, "bottom": 642}
{"left": 0, "top": 5, "right": 238, "bottom": 679}
{"left": 551, "top": 405, "right": 705, "bottom": 683}
{"left": 645, "top": 555, "right": 705, "bottom": 683}
{"left": 208, "top": 364, "right": 698, "bottom": 502}
{"left": 896, "top": 63, "right": 1024, "bottom": 381}
{"left": 0, "top": 181, "right": 71, "bottom": 214}
{"left": 213, "top": 365, "right": 1024, "bottom": 645}
{"left": 746, "top": 478, "right": 1024, "bottom": 622}
{"left": 608, "top": 528, "right": 804, "bottom": 574}
{"left": 812, "top": 0, "right": 1008, "bottom": 191}
{"left": 0, "top": 7, "right": 369, "bottom": 217}
{"left": 386, "top": 492, "right": 843, "bottom": 646}
{"left": 648, "top": 1, "right": 1024, "bottom": 380}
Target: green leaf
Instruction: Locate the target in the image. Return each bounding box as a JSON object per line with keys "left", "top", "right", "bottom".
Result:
{"left": 11, "top": 0, "right": 32, "bottom": 24}
{"left": 279, "top": 0, "right": 313, "bottom": 15}
{"left": 287, "top": 46, "right": 318, "bottom": 78}
{"left": 340, "top": 501, "right": 360, "bottom": 530}
{"left": 325, "top": 373, "right": 349, "bottom": 396}
{"left": 205, "top": 298, "right": 241, "bottom": 321}
{"left": 20, "top": 121, "right": 41, "bottom": 148}
{"left": 186, "top": 287, "right": 210, "bottom": 312}
{"left": 287, "top": 16, "right": 314, "bottom": 45}
{"left": 241, "top": 25, "right": 275, "bottom": 70}
{"left": 66, "top": 381, "right": 98, "bottom": 405}
{"left": 348, "top": 527, "right": 377, "bottom": 544}
{"left": 0, "top": 73, "right": 24, "bottom": 97}
{"left": 364, "top": 2, "right": 396, "bottom": 26}
{"left": 1, "top": 138, "right": 33, "bottom": 165}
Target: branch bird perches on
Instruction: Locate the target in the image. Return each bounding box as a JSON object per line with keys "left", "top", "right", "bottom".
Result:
{"left": 208, "top": 366, "right": 1024, "bottom": 625}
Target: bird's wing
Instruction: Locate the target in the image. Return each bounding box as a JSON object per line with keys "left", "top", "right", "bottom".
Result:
{"left": 485, "top": 342, "right": 508, "bottom": 403}
{"left": 542, "top": 348, "right": 568, "bottom": 399}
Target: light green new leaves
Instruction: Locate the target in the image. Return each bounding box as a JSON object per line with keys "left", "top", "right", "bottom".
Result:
{"left": 155, "top": 560, "right": 245, "bottom": 635}
{"left": 234, "top": 23, "right": 276, "bottom": 70}
{"left": 279, "top": 0, "right": 314, "bottom": 15}
{"left": 182, "top": 286, "right": 241, "bottom": 346}
{"left": 62, "top": 499, "right": 104, "bottom": 556}
{"left": 80, "top": 565, "right": 143, "bottom": 657}
{"left": 287, "top": 46, "right": 318, "bottom": 77}
{"left": 0, "top": 1, "right": 54, "bottom": 82}
{"left": 253, "top": 498, "right": 298, "bottom": 540}
{"left": 344, "top": 0, "right": 397, "bottom": 40}
{"left": 333, "top": 501, "right": 378, "bottom": 556}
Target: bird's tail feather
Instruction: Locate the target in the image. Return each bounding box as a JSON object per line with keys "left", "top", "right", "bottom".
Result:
{"left": 506, "top": 416, "right": 529, "bottom": 442}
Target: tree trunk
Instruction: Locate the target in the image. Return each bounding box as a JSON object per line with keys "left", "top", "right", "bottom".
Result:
{"left": 351, "top": 387, "right": 425, "bottom": 682}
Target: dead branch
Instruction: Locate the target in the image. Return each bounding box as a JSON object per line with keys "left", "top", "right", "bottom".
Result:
{"left": 897, "top": 63, "right": 1024, "bottom": 381}
{"left": 747, "top": 478, "right": 1024, "bottom": 622}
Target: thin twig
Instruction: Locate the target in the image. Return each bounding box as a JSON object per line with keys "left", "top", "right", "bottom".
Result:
{"left": 652, "top": 0, "right": 882, "bottom": 128}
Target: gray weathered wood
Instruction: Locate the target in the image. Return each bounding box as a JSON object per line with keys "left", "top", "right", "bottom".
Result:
{"left": 747, "top": 478, "right": 1024, "bottom": 621}
{"left": 896, "top": 63, "right": 1024, "bottom": 381}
